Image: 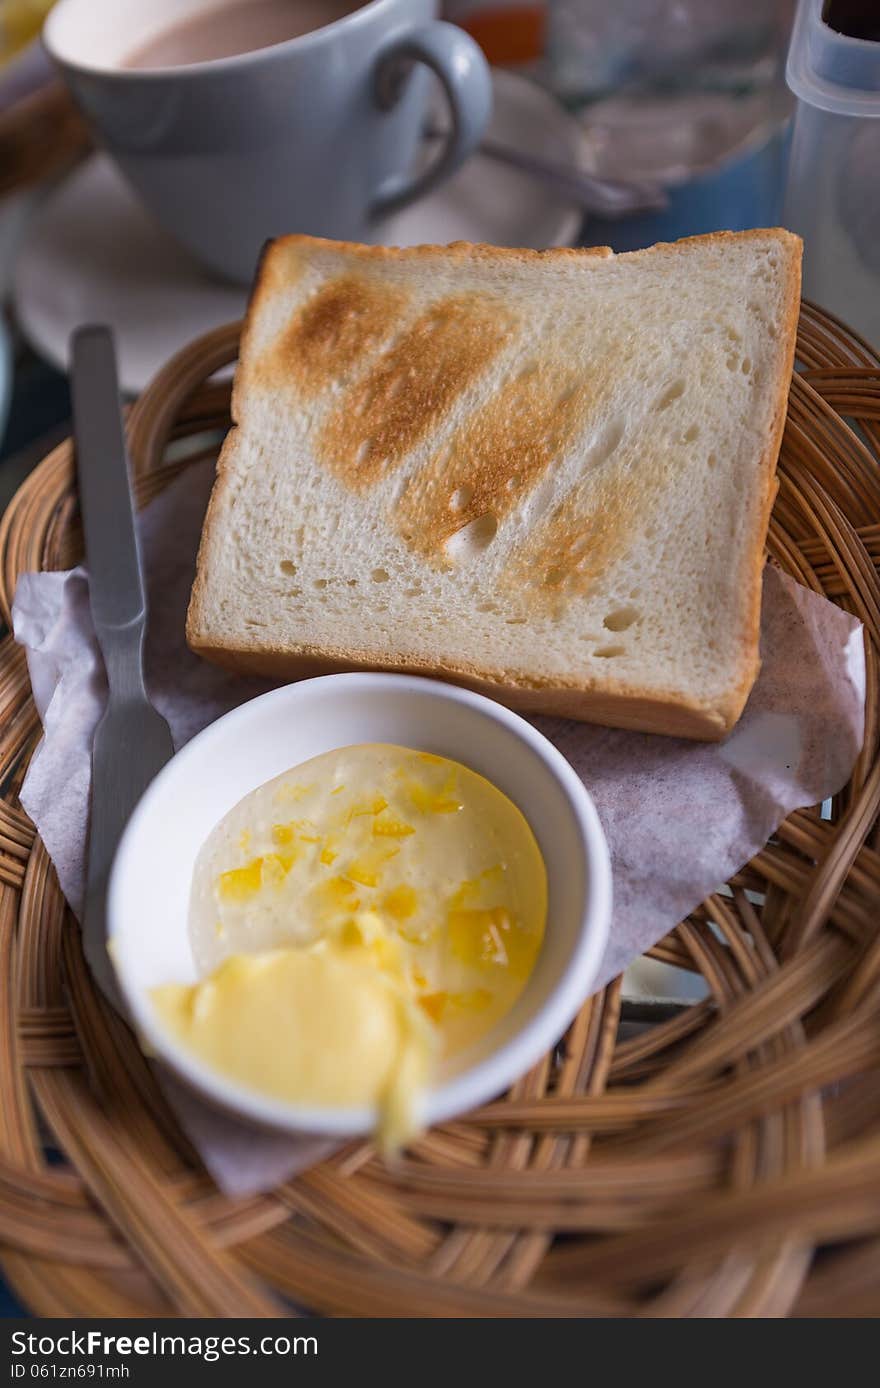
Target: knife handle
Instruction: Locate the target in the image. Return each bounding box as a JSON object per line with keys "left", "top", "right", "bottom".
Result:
{"left": 71, "top": 326, "right": 146, "bottom": 640}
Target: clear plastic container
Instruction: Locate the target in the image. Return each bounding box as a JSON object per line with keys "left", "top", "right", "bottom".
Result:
{"left": 783, "top": 0, "right": 880, "bottom": 348}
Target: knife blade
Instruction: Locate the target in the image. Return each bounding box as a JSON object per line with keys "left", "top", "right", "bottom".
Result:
{"left": 71, "top": 325, "right": 174, "bottom": 1005}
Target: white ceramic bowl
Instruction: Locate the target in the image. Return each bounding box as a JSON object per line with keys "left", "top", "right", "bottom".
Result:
{"left": 108, "top": 673, "right": 612, "bottom": 1136}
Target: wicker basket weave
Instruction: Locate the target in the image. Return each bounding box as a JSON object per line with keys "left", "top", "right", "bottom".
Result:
{"left": 0, "top": 302, "right": 877, "bottom": 1318}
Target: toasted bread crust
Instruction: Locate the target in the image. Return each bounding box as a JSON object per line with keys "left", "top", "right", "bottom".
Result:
{"left": 187, "top": 631, "right": 730, "bottom": 740}
{"left": 187, "top": 229, "right": 803, "bottom": 739}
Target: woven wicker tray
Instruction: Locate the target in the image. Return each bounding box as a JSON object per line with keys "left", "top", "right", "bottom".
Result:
{"left": 0, "top": 302, "right": 877, "bottom": 1317}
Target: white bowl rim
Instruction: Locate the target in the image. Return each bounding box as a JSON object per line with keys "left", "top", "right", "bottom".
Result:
{"left": 108, "top": 672, "right": 612, "bottom": 1136}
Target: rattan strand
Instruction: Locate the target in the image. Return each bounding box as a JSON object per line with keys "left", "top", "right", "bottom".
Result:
{"left": 0, "top": 302, "right": 876, "bottom": 1317}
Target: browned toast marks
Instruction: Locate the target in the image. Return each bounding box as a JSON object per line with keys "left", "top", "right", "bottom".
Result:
{"left": 262, "top": 274, "right": 409, "bottom": 395}
{"left": 318, "top": 292, "right": 516, "bottom": 490}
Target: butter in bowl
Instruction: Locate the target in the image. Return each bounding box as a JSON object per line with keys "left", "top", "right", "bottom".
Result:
{"left": 108, "top": 673, "right": 611, "bottom": 1146}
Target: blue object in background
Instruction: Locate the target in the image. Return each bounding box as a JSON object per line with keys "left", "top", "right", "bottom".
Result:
{"left": 585, "top": 117, "right": 792, "bottom": 252}
{"left": 0, "top": 1285, "right": 21, "bottom": 1317}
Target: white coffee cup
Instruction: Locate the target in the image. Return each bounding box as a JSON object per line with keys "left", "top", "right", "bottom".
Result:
{"left": 44, "top": 0, "right": 493, "bottom": 283}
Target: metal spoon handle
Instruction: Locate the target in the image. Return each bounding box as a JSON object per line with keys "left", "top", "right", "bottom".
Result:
{"left": 423, "top": 127, "right": 668, "bottom": 217}
{"left": 477, "top": 136, "right": 669, "bottom": 216}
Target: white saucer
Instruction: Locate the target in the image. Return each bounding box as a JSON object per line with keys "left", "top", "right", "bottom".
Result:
{"left": 14, "top": 70, "right": 586, "bottom": 395}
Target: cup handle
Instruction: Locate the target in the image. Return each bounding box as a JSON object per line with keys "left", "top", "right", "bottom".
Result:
{"left": 370, "top": 20, "right": 492, "bottom": 220}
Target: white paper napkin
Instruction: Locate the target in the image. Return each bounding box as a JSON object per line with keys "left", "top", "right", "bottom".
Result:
{"left": 11, "top": 459, "right": 865, "bottom": 1194}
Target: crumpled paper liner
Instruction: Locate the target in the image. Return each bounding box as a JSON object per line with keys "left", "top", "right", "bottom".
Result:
{"left": 11, "top": 460, "right": 866, "bottom": 1195}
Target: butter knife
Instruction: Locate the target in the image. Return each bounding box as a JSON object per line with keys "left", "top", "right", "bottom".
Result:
{"left": 72, "top": 325, "right": 174, "bottom": 1004}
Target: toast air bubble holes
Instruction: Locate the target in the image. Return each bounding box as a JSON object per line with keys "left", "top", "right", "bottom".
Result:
{"left": 445, "top": 512, "right": 498, "bottom": 562}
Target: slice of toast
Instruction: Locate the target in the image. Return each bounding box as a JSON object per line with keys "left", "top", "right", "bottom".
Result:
{"left": 187, "top": 230, "right": 801, "bottom": 740}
